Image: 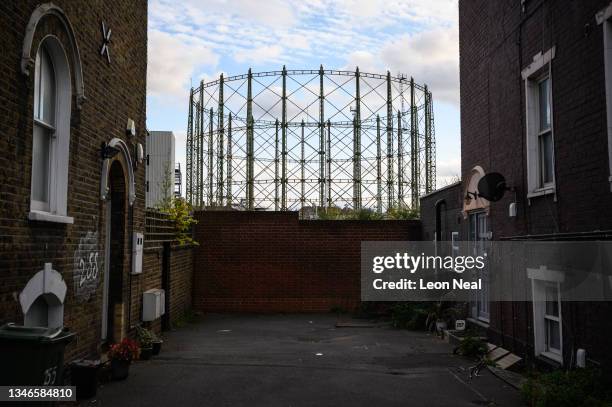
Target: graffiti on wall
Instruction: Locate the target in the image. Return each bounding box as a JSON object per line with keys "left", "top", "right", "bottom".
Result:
{"left": 73, "top": 231, "right": 100, "bottom": 301}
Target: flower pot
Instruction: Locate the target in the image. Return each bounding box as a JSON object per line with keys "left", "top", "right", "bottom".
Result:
{"left": 140, "top": 346, "right": 153, "bottom": 360}
{"left": 110, "top": 359, "right": 130, "bottom": 381}
{"left": 152, "top": 340, "right": 162, "bottom": 356}
{"left": 70, "top": 360, "right": 100, "bottom": 399}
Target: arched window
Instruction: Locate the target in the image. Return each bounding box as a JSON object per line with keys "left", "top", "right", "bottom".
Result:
{"left": 29, "top": 37, "right": 73, "bottom": 223}
{"left": 31, "top": 45, "right": 55, "bottom": 211}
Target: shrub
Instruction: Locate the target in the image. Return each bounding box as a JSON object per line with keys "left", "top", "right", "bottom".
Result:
{"left": 135, "top": 325, "right": 155, "bottom": 348}
{"left": 350, "top": 209, "right": 384, "bottom": 220}
{"left": 317, "top": 207, "right": 345, "bottom": 220}
{"left": 391, "top": 303, "right": 428, "bottom": 330}
{"left": 456, "top": 335, "right": 487, "bottom": 358}
{"left": 158, "top": 197, "right": 198, "bottom": 246}
{"left": 522, "top": 368, "right": 612, "bottom": 407}
{"left": 386, "top": 206, "right": 419, "bottom": 220}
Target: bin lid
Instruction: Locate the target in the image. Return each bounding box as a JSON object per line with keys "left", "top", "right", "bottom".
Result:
{"left": 0, "top": 323, "right": 75, "bottom": 343}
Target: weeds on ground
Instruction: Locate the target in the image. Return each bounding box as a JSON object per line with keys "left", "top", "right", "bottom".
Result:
{"left": 174, "top": 309, "right": 200, "bottom": 328}
{"left": 522, "top": 368, "right": 612, "bottom": 407}
{"left": 455, "top": 335, "right": 487, "bottom": 358}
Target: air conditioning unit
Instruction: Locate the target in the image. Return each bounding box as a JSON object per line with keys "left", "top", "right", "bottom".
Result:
{"left": 142, "top": 289, "right": 165, "bottom": 321}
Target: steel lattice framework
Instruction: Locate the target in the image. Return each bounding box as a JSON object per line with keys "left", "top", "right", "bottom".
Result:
{"left": 186, "top": 66, "right": 435, "bottom": 212}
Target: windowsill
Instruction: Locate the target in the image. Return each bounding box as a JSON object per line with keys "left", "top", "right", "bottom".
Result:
{"left": 539, "top": 351, "right": 563, "bottom": 365}
{"left": 467, "top": 317, "right": 490, "bottom": 328}
{"left": 28, "top": 210, "right": 74, "bottom": 224}
{"left": 527, "top": 186, "right": 555, "bottom": 199}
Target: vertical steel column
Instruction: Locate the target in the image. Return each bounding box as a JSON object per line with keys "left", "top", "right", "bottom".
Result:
{"left": 319, "top": 65, "right": 325, "bottom": 208}
{"left": 194, "top": 101, "right": 200, "bottom": 207}
{"left": 275, "top": 119, "right": 279, "bottom": 211}
{"left": 410, "top": 77, "right": 418, "bottom": 209}
{"left": 208, "top": 108, "right": 214, "bottom": 207}
{"left": 397, "top": 110, "right": 403, "bottom": 206}
{"left": 300, "top": 119, "right": 305, "bottom": 207}
{"left": 199, "top": 81, "right": 204, "bottom": 208}
{"left": 386, "top": 71, "right": 394, "bottom": 209}
{"left": 227, "top": 113, "right": 233, "bottom": 206}
{"left": 217, "top": 74, "right": 224, "bottom": 206}
{"left": 376, "top": 115, "right": 382, "bottom": 213}
{"left": 281, "top": 66, "right": 288, "bottom": 210}
{"left": 326, "top": 120, "right": 332, "bottom": 208}
{"left": 186, "top": 89, "right": 194, "bottom": 205}
{"left": 353, "top": 67, "right": 361, "bottom": 211}
{"left": 424, "top": 86, "right": 432, "bottom": 194}
{"left": 246, "top": 68, "right": 254, "bottom": 210}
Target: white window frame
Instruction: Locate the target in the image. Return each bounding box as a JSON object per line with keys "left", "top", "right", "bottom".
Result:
{"left": 469, "top": 211, "right": 489, "bottom": 323}
{"left": 28, "top": 36, "right": 73, "bottom": 224}
{"left": 522, "top": 47, "right": 556, "bottom": 200}
{"left": 597, "top": 4, "right": 612, "bottom": 191}
{"left": 527, "top": 265, "right": 564, "bottom": 364}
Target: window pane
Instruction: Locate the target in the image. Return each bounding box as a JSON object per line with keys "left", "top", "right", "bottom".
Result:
{"left": 32, "top": 124, "right": 49, "bottom": 203}
{"left": 34, "top": 50, "right": 41, "bottom": 120}
{"left": 539, "top": 132, "right": 553, "bottom": 185}
{"left": 539, "top": 78, "right": 550, "bottom": 131}
{"left": 40, "top": 47, "right": 56, "bottom": 126}
{"left": 546, "top": 319, "right": 561, "bottom": 351}
{"left": 545, "top": 285, "right": 559, "bottom": 317}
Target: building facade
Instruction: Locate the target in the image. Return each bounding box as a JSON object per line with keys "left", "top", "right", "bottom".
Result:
{"left": 455, "top": 0, "right": 612, "bottom": 368}
{"left": 145, "top": 131, "right": 175, "bottom": 208}
{"left": 0, "top": 1, "right": 149, "bottom": 361}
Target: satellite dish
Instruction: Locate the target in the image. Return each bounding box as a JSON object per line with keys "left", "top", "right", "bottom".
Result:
{"left": 477, "top": 172, "right": 507, "bottom": 202}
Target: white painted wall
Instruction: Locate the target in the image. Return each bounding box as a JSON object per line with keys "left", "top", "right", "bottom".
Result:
{"left": 146, "top": 131, "right": 175, "bottom": 208}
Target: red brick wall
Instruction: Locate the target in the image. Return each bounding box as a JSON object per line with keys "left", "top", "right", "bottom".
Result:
{"left": 0, "top": 0, "right": 148, "bottom": 362}
{"left": 458, "top": 0, "right": 612, "bottom": 366}
{"left": 193, "top": 211, "right": 421, "bottom": 313}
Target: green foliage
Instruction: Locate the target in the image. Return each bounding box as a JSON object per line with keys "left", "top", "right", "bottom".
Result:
{"left": 349, "top": 209, "right": 384, "bottom": 220}
{"left": 317, "top": 207, "right": 345, "bottom": 220}
{"left": 174, "top": 309, "right": 200, "bottom": 328}
{"left": 391, "top": 303, "right": 428, "bottom": 330}
{"left": 135, "top": 325, "right": 155, "bottom": 348}
{"left": 329, "top": 305, "right": 348, "bottom": 314}
{"left": 456, "top": 335, "right": 487, "bottom": 358}
{"left": 159, "top": 197, "right": 198, "bottom": 246}
{"left": 386, "top": 206, "right": 419, "bottom": 220}
{"left": 522, "top": 368, "right": 612, "bottom": 407}
{"left": 316, "top": 205, "right": 417, "bottom": 220}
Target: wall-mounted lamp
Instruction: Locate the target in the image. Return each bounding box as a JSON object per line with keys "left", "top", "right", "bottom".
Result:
{"left": 100, "top": 142, "right": 120, "bottom": 160}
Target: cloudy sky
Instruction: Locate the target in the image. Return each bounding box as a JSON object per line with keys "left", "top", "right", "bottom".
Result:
{"left": 146, "top": 0, "right": 461, "bottom": 193}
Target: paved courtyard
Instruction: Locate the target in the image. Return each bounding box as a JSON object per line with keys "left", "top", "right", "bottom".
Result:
{"left": 89, "top": 314, "right": 523, "bottom": 406}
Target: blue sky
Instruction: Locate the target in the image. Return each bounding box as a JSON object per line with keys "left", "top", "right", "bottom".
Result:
{"left": 146, "top": 0, "right": 460, "bottom": 193}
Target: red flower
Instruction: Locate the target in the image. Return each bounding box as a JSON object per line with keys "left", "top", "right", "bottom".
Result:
{"left": 108, "top": 338, "right": 140, "bottom": 362}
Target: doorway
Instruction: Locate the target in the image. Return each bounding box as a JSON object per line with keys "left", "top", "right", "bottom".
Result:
{"left": 102, "top": 160, "right": 127, "bottom": 343}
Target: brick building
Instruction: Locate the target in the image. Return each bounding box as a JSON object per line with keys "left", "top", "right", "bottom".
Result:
{"left": 0, "top": 0, "right": 191, "bottom": 364}
{"left": 445, "top": 0, "right": 612, "bottom": 368}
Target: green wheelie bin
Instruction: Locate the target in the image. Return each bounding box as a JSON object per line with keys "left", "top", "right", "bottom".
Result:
{"left": 0, "top": 323, "right": 75, "bottom": 386}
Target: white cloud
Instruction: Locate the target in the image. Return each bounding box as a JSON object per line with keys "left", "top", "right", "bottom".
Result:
{"left": 233, "top": 44, "right": 284, "bottom": 64}
{"left": 380, "top": 27, "right": 459, "bottom": 105}
{"left": 147, "top": 29, "right": 219, "bottom": 101}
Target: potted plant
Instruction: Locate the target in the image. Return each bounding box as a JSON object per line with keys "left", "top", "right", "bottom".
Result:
{"left": 70, "top": 359, "right": 100, "bottom": 399}
{"left": 136, "top": 325, "right": 154, "bottom": 360}
{"left": 151, "top": 331, "right": 163, "bottom": 356}
{"left": 108, "top": 338, "right": 139, "bottom": 380}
